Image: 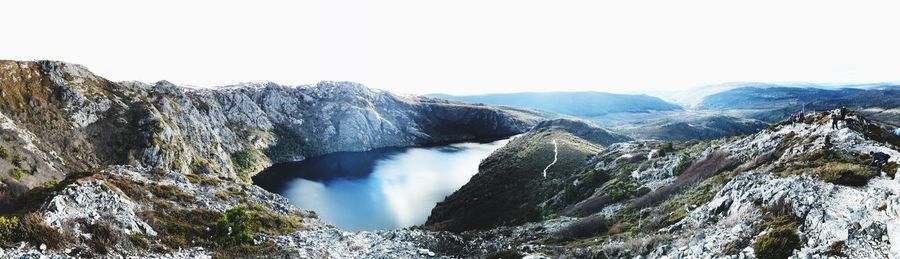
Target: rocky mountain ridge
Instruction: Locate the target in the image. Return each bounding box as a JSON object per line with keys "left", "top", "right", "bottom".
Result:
{"left": 1, "top": 59, "right": 899, "bottom": 258}
{"left": 0, "top": 60, "right": 542, "bottom": 195}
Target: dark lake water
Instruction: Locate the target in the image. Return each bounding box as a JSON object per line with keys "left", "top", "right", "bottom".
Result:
{"left": 252, "top": 138, "right": 510, "bottom": 231}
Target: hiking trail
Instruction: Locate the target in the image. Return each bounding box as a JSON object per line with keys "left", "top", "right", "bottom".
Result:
{"left": 543, "top": 139, "right": 559, "bottom": 178}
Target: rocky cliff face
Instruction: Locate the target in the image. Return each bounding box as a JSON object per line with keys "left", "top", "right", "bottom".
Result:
{"left": 0, "top": 60, "right": 542, "bottom": 194}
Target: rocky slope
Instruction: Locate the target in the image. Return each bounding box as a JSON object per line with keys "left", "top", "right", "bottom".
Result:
{"left": 0, "top": 60, "right": 542, "bottom": 197}
{"left": 2, "top": 59, "right": 899, "bottom": 258}
{"left": 431, "top": 111, "right": 897, "bottom": 258}
{"left": 0, "top": 60, "right": 549, "bottom": 258}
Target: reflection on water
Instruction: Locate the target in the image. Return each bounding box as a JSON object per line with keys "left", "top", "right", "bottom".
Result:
{"left": 252, "top": 139, "right": 510, "bottom": 231}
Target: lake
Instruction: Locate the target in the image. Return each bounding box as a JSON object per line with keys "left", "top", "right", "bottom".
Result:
{"left": 252, "top": 138, "right": 511, "bottom": 231}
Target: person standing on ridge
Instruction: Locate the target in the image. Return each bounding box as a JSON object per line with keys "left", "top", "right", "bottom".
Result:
{"left": 840, "top": 106, "right": 848, "bottom": 120}
{"left": 831, "top": 113, "right": 839, "bottom": 130}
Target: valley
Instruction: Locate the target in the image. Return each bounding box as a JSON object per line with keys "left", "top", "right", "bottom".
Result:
{"left": 252, "top": 138, "right": 511, "bottom": 231}
{"left": 0, "top": 60, "right": 898, "bottom": 258}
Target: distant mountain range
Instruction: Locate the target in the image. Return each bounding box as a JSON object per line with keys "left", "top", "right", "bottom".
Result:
{"left": 428, "top": 92, "right": 682, "bottom": 117}
{"left": 662, "top": 82, "right": 900, "bottom": 107}
{"left": 697, "top": 87, "right": 865, "bottom": 110}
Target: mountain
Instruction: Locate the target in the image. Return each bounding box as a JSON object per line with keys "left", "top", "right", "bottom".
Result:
{"left": 0, "top": 60, "right": 543, "bottom": 189}
{"left": 623, "top": 115, "right": 768, "bottom": 141}
{"left": 0, "top": 60, "right": 547, "bottom": 257}
{"left": 697, "top": 87, "right": 864, "bottom": 110}
{"left": 429, "top": 111, "right": 900, "bottom": 258}
{"left": 429, "top": 92, "right": 682, "bottom": 117}
{"left": 749, "top": 88, "right": 900, "bottom": 126}
{"left": 425, "top": 118, "right": 631, "bottom": 232}
{"left": 2, "top": 59, "right": 899, "bottom": 258}
{"left": 662, "top": 82, "right": 900, "bottom": 108}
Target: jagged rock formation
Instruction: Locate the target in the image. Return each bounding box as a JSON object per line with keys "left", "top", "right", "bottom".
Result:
{"left": 0, "top": 60, "right": 547, "bottom": 257}
{"left": 0, "top": 60, "right": 542, "bottom": 194}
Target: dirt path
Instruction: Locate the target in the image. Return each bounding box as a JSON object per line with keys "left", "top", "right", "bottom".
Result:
{"left": 543, "top": 139, "right": 558, "bottom": 178}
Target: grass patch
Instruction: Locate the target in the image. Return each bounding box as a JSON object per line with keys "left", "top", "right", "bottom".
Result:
{"left": 817, "top": 162, "right": 877, "bottom": 187}
{"left": 775, "top": 148, "right": 879, "bottom": 186}
{"left": 0, "top": 146, "right": 8, "bottom": 160}
{"left": 9, "top": 168, "right": 24, "bottom": 180}
{"left": 754, "top": 228, "right": 800, "bottom": 259}
{"left": 129, "top": 234, "right": 149, "bottom": 249}
{"left": 753, "top": 201, "right": 802, "bottom": 259}
{"left": 185, "top": 173, "right": 223, "bottom": 186}
{"left": 141, "top": 203, "right": 304, "bottom": 254}
{"left": 147, "top": 183, "right": 195, "bottom": 203}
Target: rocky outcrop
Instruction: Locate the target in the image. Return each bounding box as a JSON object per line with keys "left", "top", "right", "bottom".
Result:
{"left": 0, "top": 60, "right": 543, "bottom": 192}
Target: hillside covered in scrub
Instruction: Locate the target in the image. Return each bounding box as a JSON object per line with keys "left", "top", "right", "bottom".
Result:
{"left": 426, "top": 111, "right": 899, "bottom": 258}
{"left": 0, "top": 59, "right": 898, "bottom": 259}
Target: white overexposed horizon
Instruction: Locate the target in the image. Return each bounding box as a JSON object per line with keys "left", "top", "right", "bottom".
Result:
{"left": 3, "top": 0, "right": 900, "bottom": 95}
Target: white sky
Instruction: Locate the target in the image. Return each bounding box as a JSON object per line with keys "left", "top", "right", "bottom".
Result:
{"left": 3, "top": 0, "right": 900, "bottom": 95}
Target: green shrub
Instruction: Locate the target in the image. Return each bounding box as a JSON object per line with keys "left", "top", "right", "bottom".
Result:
{"left": 817, "top": 162, "right": 877, "bottom": 186}
{"left": 11, "top": 154, "right": 24, "bottom": 168}
{"left": 754, "top": 201, "right": 801, "bottom": 259}
{"left": 672, "top": 153, "right": 692, "bottom": 176}
{"left": 87, "top": 223, "right": 118, "bottom": 254}
{"left": 246, "top": 204, "right": 303, "bottom": 235}
{"left": 486, "top": 250, "right": 524, "bottom": 259}
{"left": 607, "top": 177, "right": 638, "bottom": 202}
{"left": 129, "top": 234, "right": 149, "bottom": 249}
{"left": 658, "top": 142, "right": 675, "bottom": 158}
{"left": 0, "top": 146, "right": 8, "bottom": 160}
{"left": 215, "top": 206, "right": 254, "bottom": 245}
{"left": 9, "top": 168, "right": 24, "bottom": 180}
{"left": 0, "top": 216, "right": 20, "bottom": 246}
{"left": 19, "top": 213, "right": 68, "bottom": 249}
{"left": 883, "top": 162, "right": 898, "bottom": 179}
{"left": 753, "top": 227, "right": 800, "bottom": 259}
{"left": 231, "top": 151, "right": 254, "bottom": 172}
{"left": 825, "top": 241, "right": 844, "bottom": 257}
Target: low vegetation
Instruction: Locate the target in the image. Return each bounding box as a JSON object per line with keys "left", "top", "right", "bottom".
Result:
{"left": 140, "top": 202, "right": 303, "bottom": 256}
{"left": 633, "top": 150, "right": 737, "bottom": 209}
{"left": 185, "top": 173, "right": 223, "bottom": 186}
{"left": 753, "top": 201, "right": 802, "bottom": 259}
{"left": 0, "top": 213, "right": 69, "bottom": 249}
{"left": 774, "top": 148, "right": 880, "bottom": 186}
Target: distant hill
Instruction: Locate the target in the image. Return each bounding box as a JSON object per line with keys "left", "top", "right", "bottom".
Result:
{"left": 697, "top": 87, "right": 864, "bottom": 110}
{"left": 623, "top": 115, "right": 768, "bottom": 141}
{"left": 749, "top": 89, "right": 900, "bottom": 126}
{"left": 428, "top": 92, "right": 682, "bottom": 117}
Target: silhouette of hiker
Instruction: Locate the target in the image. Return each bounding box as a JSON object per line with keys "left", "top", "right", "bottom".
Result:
{"left": 840, "top": 106, "right": 848, "bottom": 120}
{"left": 831, "top": 113, "right": 839, "bottom": 129}
{"left": 870, "top": 151, "right": 891, "bottom": 168}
